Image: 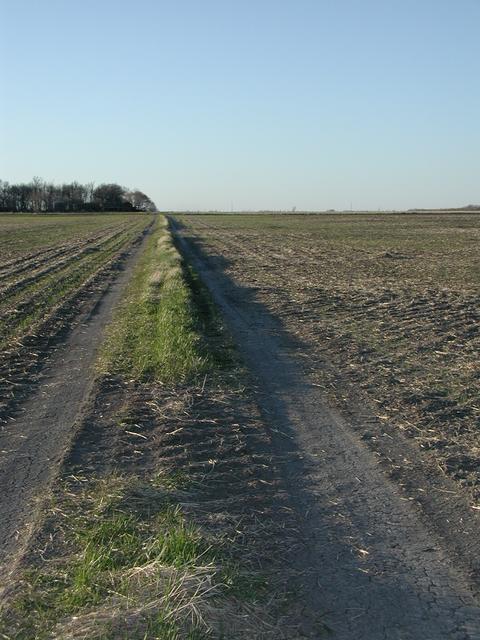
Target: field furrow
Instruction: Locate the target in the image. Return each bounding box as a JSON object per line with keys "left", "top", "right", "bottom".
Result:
{"left": 0, "top": 223, "right": 133, "bottom": 298}
{"left": 176, "top": 213, "right": 480, "bottom": 500}
{"left": 0, "top": 213, "right": 152, "bottom": 423}
{"left": 0, "top": 222, "right": 123, "bottom": 281}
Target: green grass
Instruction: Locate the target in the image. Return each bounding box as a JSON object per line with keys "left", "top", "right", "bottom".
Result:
{"left": 99, "top": 217, "right": 233, "bottom": 384}
{"left": 4, "top": 470, "right": 272, "bottom": 639}
{"left": 3, "top": 475, "right": 213, "bottom": 640}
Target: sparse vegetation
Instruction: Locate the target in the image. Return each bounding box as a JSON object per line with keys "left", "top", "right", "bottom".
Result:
{"left": 175, "top": 212, "right": 480, "bottom": 497}
{"left": 0, "top": 213, "right": 152, "bottom": 425}
{"left": 5, "top": 475, "right": 213, "bottom": 640}
{"left": 1, "top": 216, "right": 304, "bottom": 639}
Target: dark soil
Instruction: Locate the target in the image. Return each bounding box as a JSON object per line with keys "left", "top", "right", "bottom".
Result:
{"left": 0, "top": 226, "right": 151, "bottom": 582}
{"left": 171, "top": 216, "right": 480, "bottom": 639}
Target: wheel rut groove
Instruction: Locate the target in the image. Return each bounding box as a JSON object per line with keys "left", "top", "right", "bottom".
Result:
{"left": 0, "top": 224, "right": 152, "bottom": 584}
{"left": 171, "top": 217, "right": 480, "bottom": 640}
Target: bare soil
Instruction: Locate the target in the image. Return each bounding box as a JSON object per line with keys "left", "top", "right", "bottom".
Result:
{"left": 171, "top": 215, "right": 480, "bottom": 639}
{"left": 173, "top": 214, "right": 480, "bottom": 499}
{"left": 0, "top": 225, "right": 151, "bottom": 583}
{"left": 2, "top": 213, "right": 480, "bottom": 638}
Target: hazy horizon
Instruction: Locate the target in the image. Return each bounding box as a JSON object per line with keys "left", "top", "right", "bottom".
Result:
{"left": 1, "top": 0, "right": 479, "bottom": 211}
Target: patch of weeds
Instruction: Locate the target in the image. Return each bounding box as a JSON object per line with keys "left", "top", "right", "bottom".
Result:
{"left": 151, "top": 469, "right": 194, "bottom": 491}
{"left": 220, "top": 564, "right": 269, "bottom": 603}
{"left": 1, "top": 477, "right": 214, "bottom": 639}
{"left": 66, "top": 512, "right": 146, "bottom": 608}
{"left": 152, "top": 505, "right": 209, "bottom": 567}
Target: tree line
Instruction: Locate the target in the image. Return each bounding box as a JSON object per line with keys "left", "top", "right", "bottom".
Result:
{"left": 0, "top": 178, "right": 157, "bottom": 213}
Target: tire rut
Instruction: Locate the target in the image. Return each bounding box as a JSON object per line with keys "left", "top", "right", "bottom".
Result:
{"left": 0, "top": 223, "right": 152, "bottom": 585}
{"left": 171, "top": 218, "right": 480, "bottom": 640}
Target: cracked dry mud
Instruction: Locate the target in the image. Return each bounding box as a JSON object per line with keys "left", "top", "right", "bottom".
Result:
{"left": 171, "top": 217, "right": 480, "bottom": 640}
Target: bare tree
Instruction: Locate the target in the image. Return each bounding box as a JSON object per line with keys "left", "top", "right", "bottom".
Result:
{"left": 0, "top": 178, "right": 156, "bottom": 213}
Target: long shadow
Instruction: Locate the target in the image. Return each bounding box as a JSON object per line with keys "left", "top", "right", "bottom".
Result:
{"left": 168, "top": 216, "right": 480, "bottom": 639}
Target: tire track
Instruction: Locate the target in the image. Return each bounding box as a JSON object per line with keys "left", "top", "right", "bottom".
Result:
{"left": 0, "top": 221, "right": 153, "bottom": 585}
{"left": 172, "top": 217, "right": 480, "bottom": 640}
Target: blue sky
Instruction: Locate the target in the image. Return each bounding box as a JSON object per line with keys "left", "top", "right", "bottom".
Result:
{"left": 1, "top": 0, "right": 479, "bottom": 210}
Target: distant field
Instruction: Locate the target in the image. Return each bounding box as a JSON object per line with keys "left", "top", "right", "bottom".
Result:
{"left": 175, "top": 213, "right": 480, "bottom": 496}
{"left": 0, "top": 213, "right": 151, "bottom": 419}
{"left": 0, "top": 214, "right": 139, "bottom": 260}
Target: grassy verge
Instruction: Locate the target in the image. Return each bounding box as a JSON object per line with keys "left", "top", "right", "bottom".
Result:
{"left": 7, "top": 475, "right": 216, "bottom": 639}
{"left": 98, "top": 217, "right": 234, "bottom": 383}
{"left": 1, "top": 216, "right": 293, "bottom": 639}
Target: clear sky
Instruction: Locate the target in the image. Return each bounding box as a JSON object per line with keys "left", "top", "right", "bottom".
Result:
{"left": 1, "top": 0, "right": 479, "bottom": 211}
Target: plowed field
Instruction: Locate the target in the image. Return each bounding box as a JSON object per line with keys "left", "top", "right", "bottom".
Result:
{"left": 0, "top": 213, "right": 152, "bottom": 423}
{"left": 175, "top": 213, "right": 480, "bottom": 500}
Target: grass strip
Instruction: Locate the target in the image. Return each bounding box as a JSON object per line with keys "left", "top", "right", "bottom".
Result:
{"left": 5, "top": 474, "right": 214, "bottom": 640}
{"left": 1, "top": 216, "right": 282, "bottom": 640}
{"left": 99, "top": 216, "right": 234, "bottom": 384}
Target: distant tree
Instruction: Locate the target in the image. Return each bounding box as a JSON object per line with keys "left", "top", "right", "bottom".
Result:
{"left": 18, "top": 184, "right": 30, "bottom": 212}
{"left": 93, "top": 183, "right": 127, "bottom": 211}
{"left": 0, "top": 181, "right": 9, "bottom": 211}
{"left": 0, "top": 178, "right": 156, "bottom": 213}
{"left": 124, "top": 189, "right": 157, "bottom": 212}
{"left": 29, "top": 177, "right": 44, "bottom": 212}
{"left": 44, "top": 182, "right": 56, "bottom": 212}
{"left": 85, "top": 182, "right": 95, "bottom": 206}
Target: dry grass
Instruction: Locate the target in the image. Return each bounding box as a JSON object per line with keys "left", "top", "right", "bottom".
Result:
{"left": 0, "top": 217, "right": 313, "bottom": 639}
{"left": 175, "top": 212, "right": 480, "bottom": 497}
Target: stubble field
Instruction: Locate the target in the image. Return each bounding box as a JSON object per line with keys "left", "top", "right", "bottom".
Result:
{"left": 0, "top": 213, "right": 151, "bottom": 423}
{"left": 2, "top": 212, "right": 480, "bottom": 639}
{"left": 175, "top": 213, "right": 480, "bottom": 499}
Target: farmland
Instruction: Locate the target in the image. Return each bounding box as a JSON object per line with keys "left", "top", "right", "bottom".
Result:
{"left": 0, "top": 213, "right": 151, "bottom": 422}
{"left": 2, "top": 212, "right": 480, "bottom": 639}
{"left": 175, "top": 213, "right": 480, "bottom": 498}
{"left": 0, "top": 217, "right": 309, "bottom": 640}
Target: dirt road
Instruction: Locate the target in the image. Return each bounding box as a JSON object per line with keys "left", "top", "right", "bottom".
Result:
{"left": 0, "top": 228, "right": 150, "bottom": 583}
{"left": 171, "top": 218, "right": 480, "bottom": 640}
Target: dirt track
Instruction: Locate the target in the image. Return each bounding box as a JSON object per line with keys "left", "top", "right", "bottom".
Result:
{"left": 0, "top": 229, "right": 150, "bottom": 583}
{"left": 171, "top": 218, "right": 480, "bottom": 640}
